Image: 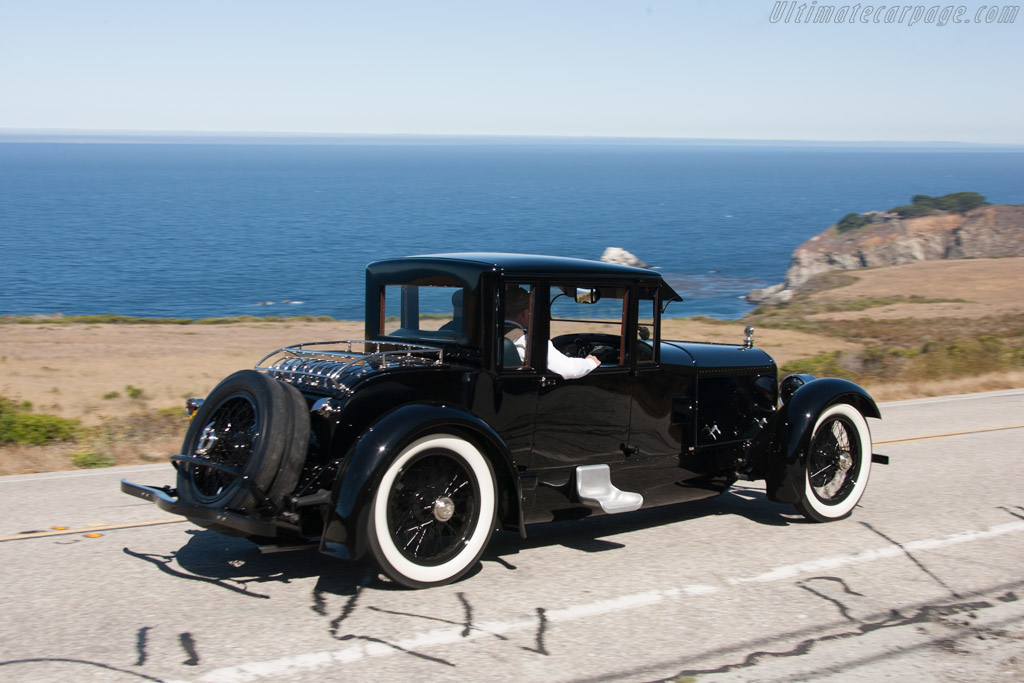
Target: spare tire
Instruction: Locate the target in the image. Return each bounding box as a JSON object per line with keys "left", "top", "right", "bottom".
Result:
{"left": 265, "top": 380, "right": 310, "bottom": 506}
{"left": 177, "top": 370, "right": 308, "bottom": 511}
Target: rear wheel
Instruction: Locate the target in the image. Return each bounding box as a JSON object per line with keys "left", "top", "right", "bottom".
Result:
{"left": 795, "top": 403, "right": 872, "bottom": 522}
{"left": 367, "top": 434, "right": 496, "bottom": 588}
{"left": 177, "top": 370, "right": 307, "bottom": 511}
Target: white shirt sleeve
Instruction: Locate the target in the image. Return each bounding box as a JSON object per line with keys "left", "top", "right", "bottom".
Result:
{"left": 513, "top": 333, "right": 527, "bottom": 362}
{"left": 514, "top": 335, "right": 598, "bottom": 380}
{"left": 545, "top": 340, "right": 599, "bottom": 380}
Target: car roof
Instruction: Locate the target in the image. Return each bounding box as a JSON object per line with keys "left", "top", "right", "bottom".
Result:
{"left": 396, "top": 252, "right": 653, "bottom": 276}
{"left": 367, "top": 253, "right": 684, "bottom": 302}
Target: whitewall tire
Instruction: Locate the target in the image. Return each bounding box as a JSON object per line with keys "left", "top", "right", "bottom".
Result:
{"left": 367, "top": 434, "right": 496, "bottom": 588}
{"left": 795, "top": 403, "right": 872, "bottom": 522}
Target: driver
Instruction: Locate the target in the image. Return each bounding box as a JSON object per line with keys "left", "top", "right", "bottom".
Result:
{"left": 505, "top": 286, "right": 601, "bottom": 380}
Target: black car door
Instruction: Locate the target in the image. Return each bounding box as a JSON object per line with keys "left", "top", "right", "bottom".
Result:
{"left": 528, "top": 281, "right": 633, "bottom": 470}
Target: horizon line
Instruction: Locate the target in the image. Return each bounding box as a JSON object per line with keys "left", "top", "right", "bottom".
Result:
{"left": 1, "top": 127, "right": 1022, "bottom": 148}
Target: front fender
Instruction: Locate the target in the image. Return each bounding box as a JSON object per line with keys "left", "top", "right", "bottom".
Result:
{"left": 766, "top": 377, "right": 880, "bottom": 504}
{"left": 319, "top": 403, "right": 522, "bottom": 561}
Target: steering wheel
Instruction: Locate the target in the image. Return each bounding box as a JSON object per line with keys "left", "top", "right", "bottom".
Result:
{"left": 571, "top": 337, "right": 592, "bottom": 358}
{"left": 571, "top": 338, "right": 615, "bottom": 363}
{"left": 590, "top": 344, "right": 617, "bottom": 364}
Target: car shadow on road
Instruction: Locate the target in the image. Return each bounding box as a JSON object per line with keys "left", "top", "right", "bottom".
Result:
{"left": 122, "top": 486, "right": 801, "bottom": 598}
{"left": 484, "top": 485, "right": 800, "bottom": 562}
{"left": 123, "top": 530, "right": 381, "bottom": 599}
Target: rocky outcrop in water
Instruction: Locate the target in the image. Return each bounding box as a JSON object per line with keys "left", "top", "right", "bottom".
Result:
{"left": 601, "top": 247, "right": 650, "bottom": 269}
{"left": 747, "top": 204, "right": 1024, "bottom": 305}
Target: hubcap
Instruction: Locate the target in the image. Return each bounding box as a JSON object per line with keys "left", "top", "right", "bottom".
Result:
{"left": 837, "top": 451, "right": 853, "bottom": 472}
{"left": 809, "top": 416, "right": 859, "bottom": 503}
{"left": 194, "top": 423, "right": 219, "bottom": 456}
{"left": 433, "top": 497, "right": 455, "bottom": 522}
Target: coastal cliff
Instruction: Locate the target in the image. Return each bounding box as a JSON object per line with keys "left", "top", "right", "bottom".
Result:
{"left": 747, "top": 203, "right": 1024, "bottom": 304}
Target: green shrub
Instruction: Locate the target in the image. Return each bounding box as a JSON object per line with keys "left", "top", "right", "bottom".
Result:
{"left": 0, "top": 410, "right": 80, "bottom": 445}
{"left": 71, "top": 451, "right": 116, "bottom": 469}
{"left": 835, "top": 213, "right": 869, "bottom": 233}
{"left": 125, "top": 385, "right": 146, "bottom": 400}
{"left": 0, "top": 396, "right": 79, "bottom": 445}
{"left": 782, "top": 336, "right": 1023, "bottom": 386}
{"left": 781, "top": 351, "right": 845, "bottom": 378}
{"left": 904, "top": 335, "right": 1016, "bottom": 380}
{"left": 891, "top": 203, "right": 935, "bottom": 219}
{"left": 890, "top": 192, "right": 988, "bottom": 218}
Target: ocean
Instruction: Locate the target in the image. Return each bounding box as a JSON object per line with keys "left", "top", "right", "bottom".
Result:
{"left": 1, "top": 140, "right": 1022, "bottom": 321}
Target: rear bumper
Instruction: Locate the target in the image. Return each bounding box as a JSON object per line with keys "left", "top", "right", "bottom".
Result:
{"left": 120, "top": 480, "right": 280, "bottom": 538}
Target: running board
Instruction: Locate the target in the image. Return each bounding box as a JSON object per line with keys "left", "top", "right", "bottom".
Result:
{"left": 575, "top": 464, "right": 644, "bottom": 514}
{"left": 257, "top": 542, "right": 317, "bottom": 554}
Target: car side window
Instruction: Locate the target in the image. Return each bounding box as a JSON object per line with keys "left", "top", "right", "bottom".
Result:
{"left": 548, "top": 284, "right": 627, "bottom": 367}
{"left": 637, "top": 293, "right": 657, "bottom": 364}
{"left": 502, "top": 283, "right": 534, "bottom": 370}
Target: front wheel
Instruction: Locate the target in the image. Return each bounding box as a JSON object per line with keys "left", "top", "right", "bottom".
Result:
{"left": 367, "top": 434, "right": 496, "bottom": 588}
{"left": 795, "top": 403, "right": 872, "bottom": 522}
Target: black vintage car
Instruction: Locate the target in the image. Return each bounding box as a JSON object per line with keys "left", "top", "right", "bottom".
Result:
{"left": 123, "top": 253, "right": 881, "bottom": 588}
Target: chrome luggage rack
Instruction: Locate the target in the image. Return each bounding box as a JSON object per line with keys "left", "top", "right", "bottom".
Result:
{"left": 254, "top": 340, "right": 445, "bottom": 394}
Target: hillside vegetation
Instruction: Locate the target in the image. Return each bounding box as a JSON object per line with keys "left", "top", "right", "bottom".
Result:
{"left": 836, "top": 192, "right": 989, "bottom": 232}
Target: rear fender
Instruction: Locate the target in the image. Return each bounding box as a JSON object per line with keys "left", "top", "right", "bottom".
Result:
{"left": 766, "top": 377, "right": 880, "bottom": 504}
{"left": 319, "top": 403, "right": 522, "bottom": 561}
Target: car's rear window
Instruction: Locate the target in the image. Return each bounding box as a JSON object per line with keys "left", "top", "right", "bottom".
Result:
{"left": 381, "top": 284, "right": 466, "bottom": 343}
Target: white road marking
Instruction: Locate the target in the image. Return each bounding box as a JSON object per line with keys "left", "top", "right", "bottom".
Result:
{"left": 728, "top": 521, "right": 1024, "bottom": 585}
{"left": 0, "top": 464, "right": 166, "bottom": 484}
{"left": 178, "top": 520, "right": 1024, "bottom": 683}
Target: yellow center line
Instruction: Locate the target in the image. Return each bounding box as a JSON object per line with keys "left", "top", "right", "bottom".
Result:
{"left": 876, "top": 424, "right": 1024, "bottom": 446}
{"left": 0, "top": 518, "right": 186, "bottom": 543}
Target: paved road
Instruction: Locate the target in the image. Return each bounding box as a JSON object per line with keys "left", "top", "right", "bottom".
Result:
{"left": 1, "top": 390, "right": 1022, "bottom": 682}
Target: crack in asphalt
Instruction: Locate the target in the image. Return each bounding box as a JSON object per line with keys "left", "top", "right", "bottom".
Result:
{"left": 798, "top": 577, "right": 867, "bottom": 622}
{"left": 860, "top": 521, "right": 961, "bottom": 598}
{"left": 0, "top": 657, "right": 169, "bottom": 681}
{"left": 656, "top": 591, "right": 1019, "bottom": 681}
{"left": 334, "top": 634, "right": 456, "bottom": 667}
{"left": 1000, "top": 505, "right": 1024, "bottom": 521}
{"left": 366, "top": 604, "right": 512, "bottom": 642}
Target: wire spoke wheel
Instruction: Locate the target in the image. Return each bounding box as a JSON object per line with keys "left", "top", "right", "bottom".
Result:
{"left": 188, "top": 394, "right": 260, "bottom": 499}
{"left": 369, "top": 434, "right": 496, "bottom": 588}
{"left": 808, "top": 415, "right": 858, "bottom": 503}
{"left": 387, "top": 452, "right": 479, "bottom": 566}
{"left": 796, "top": 403, "right": 872, "bottom": 522}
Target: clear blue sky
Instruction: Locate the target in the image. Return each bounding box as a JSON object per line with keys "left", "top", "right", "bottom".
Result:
{"left": 1, "top": 0, "right": 1021, "bottom": 143}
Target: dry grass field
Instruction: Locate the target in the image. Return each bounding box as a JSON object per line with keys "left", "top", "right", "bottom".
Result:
{"left": 2, "top": 257, "right": 1022, "bottom": 474}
